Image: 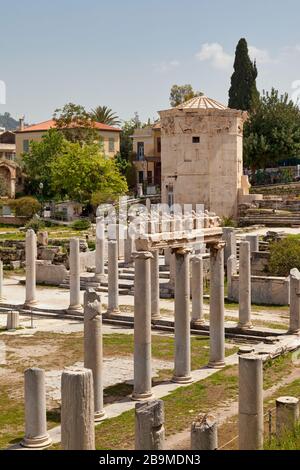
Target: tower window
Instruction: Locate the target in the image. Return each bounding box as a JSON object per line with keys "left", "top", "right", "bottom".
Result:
{"left": 192, "top": 136, "right": 200, "bottom": 143}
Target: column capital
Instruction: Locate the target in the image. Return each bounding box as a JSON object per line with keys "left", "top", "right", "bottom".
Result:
{"left": 171, "top": 246, "right": 192, "bottom": 255}
{"left": 208, "top": 240, "right": 226, "bottom": 252}
{"left": 133, "top": 251, "right": 153, "bottom": 260}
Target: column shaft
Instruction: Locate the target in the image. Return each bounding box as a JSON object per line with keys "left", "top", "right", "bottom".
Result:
{"left": 151, "top": 250, "right": 160, "bottom": 320}
{"left": 94, "top": 217, "right": 106, "bottom": 282}
{"left": 25, "top": 229, "right": 37, "bottom": 306}
{"left": 289, "top": 268, "right": 300, "bottom": 334}
{"left": 238, "top": 241, "right": 252, "bottom": 329}
{"left": 68, "top": 238, "right": 82, "bottom": 313}
{"left": 191, "top": 255, "right": 205, "bottom": 326}
{"left": 107, "top": 240, "right": 120, "bottom": 314}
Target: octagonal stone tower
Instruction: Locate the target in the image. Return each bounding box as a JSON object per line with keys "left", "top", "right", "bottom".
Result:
{"left": 159, "top": 96, "right": 247, "bottom": 219}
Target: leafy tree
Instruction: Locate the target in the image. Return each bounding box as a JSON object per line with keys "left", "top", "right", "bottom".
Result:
{"left": 228, "top": 38, "right": 259, "bottom": 111}
{"left": 91, "top": 106, "right": 120, "bottom": 126}
{"left": 269, "top": 238, "right": 300, "bottom": 277}
{"left": 244, "top": 88, "right": 300, "bottom": 169}
{"left": 22, "top": 129, "right": 66, "bottom": 198}
{"left": 53, "top": 103, "right": 99, "bottom": 144}
{"left": 50, "top": 142, "right": 128, "bottom": 204}
{"left": 169, "top": 85, "right": 202, "bottom": 107}
{"left": 9, "top": 197, "right": 41, "bottom": 217}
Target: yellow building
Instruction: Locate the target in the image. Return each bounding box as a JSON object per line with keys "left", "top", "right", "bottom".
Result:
{"left": 15, "top": 119, "right": 121, "bottom": 158}
{"left": 132, "top": 122, "right": 161, "bottom": 195}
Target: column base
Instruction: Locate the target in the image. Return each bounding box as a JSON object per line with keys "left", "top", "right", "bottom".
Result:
{"left": 191, "top": 319, "right": 206, "bottom": 327}
{"left": 106, "top": 308, "right": 121, "bottom": 316}
{"left": 207, "top": 360, "right": 226, "bottom": 369}
{"left": 94, "top": 410, "right": 106, "bottom": 422}
{"left": 66, "top": 305, "right": 83, "bottom": 315}
{"left": 171, "top": 375, "right": 193, "bottom": 384}
{"left": 288, "top": 329, "right": 300, "bottom": 335}
{"left": 151, "top": 315, "right": 161, "bottom": 323}
{"left": 131, "top": 390, "right": 154, "bottom": 401}
{"left": 237, "top": 322, "right": 254, "bottom": 330}
{"left": 24, "top": 300, "right": 37, "bottom": 308}
{"left": 21, "top": 433, "right": 52, "bottom": 449}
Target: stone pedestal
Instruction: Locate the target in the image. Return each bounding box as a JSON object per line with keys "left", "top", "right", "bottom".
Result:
{"left": 246, "top": 235, "right": 259, "bottom": 253}
{"left": 135, "top": 400, "right": 165, "bottom": 450}
{"left": 151, "top": 250, "right": 161, "bottom": 321}
{"left": 276, "top": 396, "right": 299, "bottom": 439}
{"left": 191, "top": 255, "right": 205, "bottom": 326}
{"left": 61, "top": 368, "right": 95, "bottom": 450}
{"left": 289, "top": 268, "right": 300, "bottom": 334}
{"left": 172, "top": 248, "right": 193, "bottom": 384}
{"left": 84, "top": 289, "right": 105, "bottom": 421}
{"left": 25, "top": 229, "right": 37, "bottom": 307}
{"left": 94, "top": 217, "right": 106, "bottom": 283}
{"left": 208, "top": 243, "right": 225, "bottom": 369}
{"left": 132, "top": 251, "right": 154, "bottom": 400}
{"left": 191, "top": 414, "right": 218, "bottom": 450}
{"left": 238, "top": 354, "right": 264, "bottom": 450}
{"left": 67, "top": 238, "right": 83, "bottom": 314}
{"left": 21, "top": 368, "right": 52, "bottom": 448}
{"left": 238, "top": 241, "right": 252, "bottom": 329}
{"left": 107, "top": 240, "right": 120, "bottom": 315}
{"left": 7, "top": 311, "right": 19, "bottom": 330}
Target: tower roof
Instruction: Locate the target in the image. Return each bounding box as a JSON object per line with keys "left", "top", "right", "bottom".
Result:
{"left": 176, "top": 95, "right": 227, "bottom": 110}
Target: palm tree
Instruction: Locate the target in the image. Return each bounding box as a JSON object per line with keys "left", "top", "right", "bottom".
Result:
{"left": 91, "top": 106, "right": 121, "bottom": 126}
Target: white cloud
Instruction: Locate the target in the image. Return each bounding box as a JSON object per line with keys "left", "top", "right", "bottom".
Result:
{"left": 248, "top": 46, "right": 273, "bottom": 64}
{"left": 154, "top": 60, "right": 180, "bottom": 73}
{"left": 195, "top": 43, "right": 233, "bottom": 69}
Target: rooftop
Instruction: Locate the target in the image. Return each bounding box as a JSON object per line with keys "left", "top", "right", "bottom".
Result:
{"left": 176, "top": 95, "right": 227, "bottom": 110}
{"left": 16, "top": 119, "right": 121, "bottom": 133}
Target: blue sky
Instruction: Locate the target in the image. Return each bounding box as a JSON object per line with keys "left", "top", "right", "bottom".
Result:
{"left": 1, "top": 0, "right": 300, "bottom": 124}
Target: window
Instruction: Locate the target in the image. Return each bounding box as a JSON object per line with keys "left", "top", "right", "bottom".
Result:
{"left": 5, "top": 152, "right": 15, "bottom": 161}
{"left": 157, "top": 137, "right": 161, "bottom": 153}
{"left": 137, "top": 142, "right": 144, "bottom": 161}
{"left": 147, "top": 171, "right": 153, "bottom": 185}
{"left": 23, "top": 139, "right": 29, "bottom": 153}
{"left": 138, "top": 171, "right": 144, "bottom": 183}
{"left": 192, "top": 136, "right": 200, "bottom": 143}
{"left": 108, "top": 138, "right": 115, "bottom": 153}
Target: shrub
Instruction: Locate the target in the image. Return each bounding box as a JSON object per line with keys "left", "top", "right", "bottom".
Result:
{"left": 71, "top": 219, "right": 91, "bottom": 231}
{"left": 9, "top": 197, "right": 41, "bottom": 218}
{"left": 25, "top": 217, "right": 45, "bottom": 233}
{"left": 269, "top": 237, "right": 300, "bottom": 276}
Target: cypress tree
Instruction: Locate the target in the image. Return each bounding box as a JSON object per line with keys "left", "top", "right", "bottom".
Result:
{"left": 228, "top": 38, "right": 259, "bottom": 111}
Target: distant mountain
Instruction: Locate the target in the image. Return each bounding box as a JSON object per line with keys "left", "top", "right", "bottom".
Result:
{"left": 0, "top": 112, "right": 19, "bottom": 131}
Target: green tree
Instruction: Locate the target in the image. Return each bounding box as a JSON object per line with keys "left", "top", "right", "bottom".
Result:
{"left": 91, "top": 106, "right": 120, "bottom": 126}
{"left": 0, "top": 112, "right": 19, "bottom": 131}
{"left": 22, "top": 129, "right": 66, "bottom": 198}
{"left": 228, "top": 38, "right": 259, "bottom": 111}
{"left": 53, "top": 102, "right": 99, "bottom": 144}
{"left": 50, "top": 142, "right": 128, "bottom": 204}
{"left": 244, "top": 88, "right": 300, "bottom": 169}
{"left": 169, "top": 85, "right": 202, "bottom": 107}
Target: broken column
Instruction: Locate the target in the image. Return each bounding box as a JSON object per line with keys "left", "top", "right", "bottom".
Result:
{"left": 151, "top": 249, "right": 161, "bottom": 321}
{"left": 107, "top": 239, "right": 120, "bottom": 315}
{"left": 246, "top": 234, "right": 259, "bottom": 253}
{"left": 67, "top": 238, "right": 83, "bottom": 314}
{"left": 276, "top": 396, "right": 299, "bottom": 439}
{"left": 25, "top": 229, "right": 37, "bottom": 307}
{"left": 84, "top": 289, "right": 105, "bottom": 421}
{"left": 191, "top": 414, "right": 218, "bottom": 450}
{"left": 21, "top": 368, "right": 52, "bottom": 448}
{"left": 238, "top": 241, "right": 252, "bottom": 329}
{"left": 172, "top": 247, "right": 193, "bottom": 383}
{"left": 289, "top": 268, "right": 300, "bottom": 334}
{"left": 132, "top": 251, "right": 153, "bottom": 400}
{"left": 238, "top": 354, "right": 264, "bottom": 450}
{"left": 135, "top": 400, "right": 165, "bottom": 450}
{"left": 6, "top": 311, "right": 19, "bottom": 330}
{"left": 191, "top": 255, "right": 205, "bottom": 326}
{"left": 94, "top": 217, "right": 106, "bottom": 283}
{"left": 61, "top": 368, "right": 95, "bottom": 450}
{"left": 208, "top": 242, "right": 225, "bottom": 368}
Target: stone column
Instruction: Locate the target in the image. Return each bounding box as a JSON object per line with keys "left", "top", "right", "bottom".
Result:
{"left": 84, "top": 289, "right": 105, "bottom": 421}
{"left": 227, "top": 254, "right": 237, "bottom": 301}
{"left": 67, "top": 238, "right": 83, "bottom": 314}
{"left": 25, "top": 229, "right": 37, "bottom": 307}
{"left": 191, "top": 414, "right": 218, "bottom": 450}
{"left": 208, "top": 242, "right": 225, "bottom": 369}
{"left": 0, "top": 260, "right": 3, "bottom": 300}
{"left": 7, "top": 311, "right": 19, "bottom": 330}
{"left": 222, "top": 228, "right": 236, "bottom": 268}
{"left": 164, "top": 248, "right": 171, "bottom": 267}
{"left": 117, "top": 224, "right": 125, "bottom": 260}
{"left": 289, "top": 268, "right": 300, "bottom": 334}
{"left": 124, "top": 228, "right": 135, "bottom": 266}
{"left": 107, "top": 240, "right": 120, "bottom": 315}
{"left": 21, "top": 368, "right": 52, "bottom": 448}
{"left": 61, "top": 368, "right": 95, "bottom": 450}
{"left": 238, "top": 354, "right": 264, "bottom": 450}
{"left": 135, "top": 400, "right": 165, "bottom": 450}
{"left": 276, "top": 396, "right": 299, "bottom": 439}
{"left": 151, "top": 249, "right": 161, "bottom": 321}
{"left": 246, "top": 235, "right": 259, "bottom": 253}
{"left": 191, "top": 255, "right": 205, "bottom": 326}
{"left": 168, "top": 251, "right": 176, "bottom": 291}
{"left": 172, "top": 247, "right": 193, "bottom": 383}
{"left": 94, "top": 217, "right": 106, "bottom": 283}
{"left": 238, "top": 241, "right": 252, "bottom": 329}
{"left": 132, "top": 251, "right": 153, "bottom": 400}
